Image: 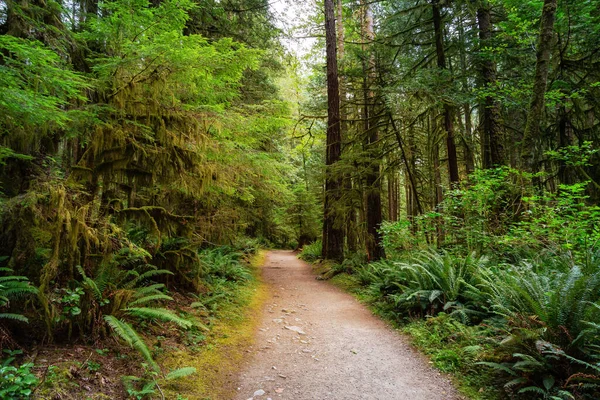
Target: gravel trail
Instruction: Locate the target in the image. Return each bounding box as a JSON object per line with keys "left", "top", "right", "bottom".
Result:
{"left": 235, "top": 250, "right": 461, "bottom": 400}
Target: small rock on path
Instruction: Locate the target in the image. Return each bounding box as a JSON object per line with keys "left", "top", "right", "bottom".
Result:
{"left": 235, "top": 250, "right": 460, "bottom": 400}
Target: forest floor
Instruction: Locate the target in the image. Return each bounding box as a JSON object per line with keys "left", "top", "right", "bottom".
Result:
{"left": 234, "top": 250, "right": 461, "bottom": 400}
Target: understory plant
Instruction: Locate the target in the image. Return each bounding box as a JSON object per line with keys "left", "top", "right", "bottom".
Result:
{"left": 0, "top": 264, "right": 38, "bottom": 323}
{"left": 0, "top": 350, "right": 38, "bottom": 399}
{"left": 298, "top": 240, "right": 322, "bottom": 262}
{"left": 478, "top": 259, "right": 600, "bottom": 398}
{"left": 389, "top": 251, "right": 487, "bottom": 322}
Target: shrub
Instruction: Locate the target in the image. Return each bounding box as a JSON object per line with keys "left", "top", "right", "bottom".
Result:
{"left": 198, "top": 247, "right": 252, "bottom": 283}
{"left": 479, "top": 260, "right": 600, "bottom": 398}
{"left": 298, "top": 240, "right": 322, "bottom": 262}
{"left": 0, "top": 350, "right": 38, "bottom": 399}
{"left": 389, "top": 250, "right": 488, "bottom": 322}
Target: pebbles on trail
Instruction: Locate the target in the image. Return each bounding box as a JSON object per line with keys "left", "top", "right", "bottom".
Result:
{"left": 283, "top": 325, "right": 305, "bottom": 335}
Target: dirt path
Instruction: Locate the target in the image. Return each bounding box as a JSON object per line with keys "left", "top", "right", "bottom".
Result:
{"left": 234, "top": 250, "right": 460, "bottom": 400}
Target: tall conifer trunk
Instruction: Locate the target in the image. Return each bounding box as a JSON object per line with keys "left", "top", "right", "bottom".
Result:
{"left": 432, "top": 0, "right": 459, "bottom": 185}
{"left": 360, "top": 0, "right": 384, "bottom": 260}
{"left": 477, "top": 4, "right": 505, "bottom": 168}
{"left": 522, "top": 0, "right": 558, "bottom": 173}
{"left": 336, "top": 0, "right": 357, "bottom": 253}
{"left": 322, "top": 0, "right": 344, "bottom": 261}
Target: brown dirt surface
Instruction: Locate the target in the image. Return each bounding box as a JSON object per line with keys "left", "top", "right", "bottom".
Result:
{"left": 235, "top": 250, "right": 461, "bottom": 400}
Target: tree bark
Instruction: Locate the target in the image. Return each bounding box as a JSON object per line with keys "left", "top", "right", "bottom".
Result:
{"left": 432, "top": 0, "right": 459, "bottom": 185}
{"left": 321, "top": 0, "right": 344, "bottom": 261}
{"left": 477, "top": 4, "right": 505, "bottom": 168}
{"left": 522, "top": 0, "right": 558, "bottom": 172}
{"left": 361, "top": 0, "right": 385, "bottom": 261}
{"left": 336, "top": 0, "right": 357, "bottom": 253}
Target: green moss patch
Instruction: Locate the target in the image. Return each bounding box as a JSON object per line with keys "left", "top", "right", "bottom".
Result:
{"left": 160, "top": 251, "right": 269, "bottom": 400}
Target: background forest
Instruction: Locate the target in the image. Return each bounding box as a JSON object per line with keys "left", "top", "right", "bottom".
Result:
{"left": 0, "top": 0, "right": 599, "bottom": 399}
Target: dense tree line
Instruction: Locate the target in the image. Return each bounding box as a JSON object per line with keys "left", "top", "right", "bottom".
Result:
{"left": 0, "top": 2, "right": 323, "bottom": 395}
{"left": 310, "top": 0, "right": 600, "bottom": 258}
{"left": 300, "top": 1, "right": 600, "bottom": 398}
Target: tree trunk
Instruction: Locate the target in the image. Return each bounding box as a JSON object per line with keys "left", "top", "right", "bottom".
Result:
{"left": 432, "top": 114, "right": 445, "bottom": 246}
{"left": 521, "top": 0, "right": 558, "bottom": 172}
{"left": 336, "top": 0, "right": 357, "bottom": 253}
{"left": 477, "top": 5, "right": 505, "bottom": 168}
{"left": 361, "top": 0, "right": 385, "bottom": 261}
{"left": 388, "top": 173, "right": 399, "bottom": 222}
{"left": 321, "top": 0, "right": 344, "bottom": 261}
{"left": 463, "top": 104, "right": 475, "bottom": 174}
{"left": 432, "top": 0, "right": 459, "bottom": 185}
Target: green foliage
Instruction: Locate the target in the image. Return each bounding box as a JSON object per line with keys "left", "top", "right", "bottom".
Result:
{"left": 0, "top": 350, "right": 39, "bottom": 399}
{"left": 0, "top": 35, "right": 88, "bottom": 133}
{"left": 198, "top": 248, "right": 253, "bottom": 283}
{"left": 477, "top": 258, "right": 600, "bottom": 398}
{"left": 298, "top": 240, "right": 322, "bottom": 262}
{"left": 122, "top": 373, "right": 158, "bottom": 400}
{"left": 0, "top": 267, "right": 37, "bottom": 323}
{"left": 389, "top": 251, "right": 487, "bottom": 322}
{"left": 104, "top": 315, "right": 159, "bottom": 371}
{"left": 403, "top": 314, "right": 502, "bottom": 399}
{"left": 124, "top": 307, "right": 192, "bottom": 330}
{"left": 165, "top": 367, "right": 196, "bottom": 380}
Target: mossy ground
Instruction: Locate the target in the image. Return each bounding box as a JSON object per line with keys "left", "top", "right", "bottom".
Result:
{"left": 160, "top": 251, "right": 269, "bottom": 400}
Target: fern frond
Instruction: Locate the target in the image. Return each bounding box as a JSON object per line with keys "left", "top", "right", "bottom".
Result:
{"left": 133, "top": 283, "right": 167, "bottom": 297}
{"left": 166, "top": 367, "right": 196, "bottom": 380}
{"left": 77, "top": 265, "right": 103, "bottom": 300}
{"left": 124, "top": 269, "right": 173, "bottom": 289}
{"left": 104, "top": 315, "right": 159, "bottom": 371}
{"left": 128, "top": 294, "right": 173, "bottom": 306}
{"left": 0, "top": 313, "right": 29, "bottom": 322}
{"left": 124, "top": 307, "right": 193, "bottom": 329}
{"left": 476, "top": 361, "right": 518, "bottom": 376}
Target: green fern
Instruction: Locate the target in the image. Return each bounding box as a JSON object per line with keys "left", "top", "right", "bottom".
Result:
{"left": 128, "top": 294, "right": 173, "bottom": 306}
{"left": 77, "top": 265, "right": 103, "bottom": 301}
{"left": 0, "top": 268, "right": 37, "bottom": 323}
{"left": 123, "top": 269, "right": 174, "bottom": 289}
{"left": 0, "top": 313, "right": 29, "bottom": 322}
{"left": 133, "top": 283, "right": 168, "bottom": 297}
{"left": 124, "top": 307, "right": 193, "bottom": 329}
{"left": 104, "top": 315, "right": 159, "bottom": 371}
{"left": 166, "top": 367, "right": 196, "bottom": 380}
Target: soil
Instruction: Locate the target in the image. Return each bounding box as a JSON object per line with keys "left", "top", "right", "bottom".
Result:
{"left": 235, "top": 250, "right": 461, "bottom": 400}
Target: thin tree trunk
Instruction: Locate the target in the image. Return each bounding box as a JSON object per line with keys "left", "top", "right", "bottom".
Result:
{"left": 432, "top": 0, "right": 459, "bottom": 185}
{"left": 432, "top": 114, "right": 445, "bottom": 246}
{"left": 388, "top": 173, "right": 399, "bottom": 222}
{"left": 457, "top": 14, "right": 475, "bottom": 174}
{"left": 477, "top": 4, "right": 505, "bottom": 168}
{"left": 522, "top": 0, "right": 558, "bottom": 172}
{"left": 463, "top": 104, "right": 475, "bottom": 174}
{"left": 322, "top": 0, "right": 344, "bottom": 261}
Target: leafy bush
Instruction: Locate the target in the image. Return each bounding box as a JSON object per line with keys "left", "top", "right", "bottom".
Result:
{"left": 0, "top": 265, "right": 37, "bottom": 323}
{"left": 479, "top": 260, "right": 600, "bottom": 398}
{"left": 298, "top": 240, "right": 322, "bottom": 262}
{"left": 198, "top": 247, "right": 252, "bottom": 283}
{"left": 232, "top": 237, "right": 262, "bottom": 256}
{"left": 354, "top": 259, "right": 407, "bottom": 297}
{"left": 0, "top": 350, "right": 38, "bottom": 399}
{"left": 389, "top": 251, "right": 487, "bottom": 322}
